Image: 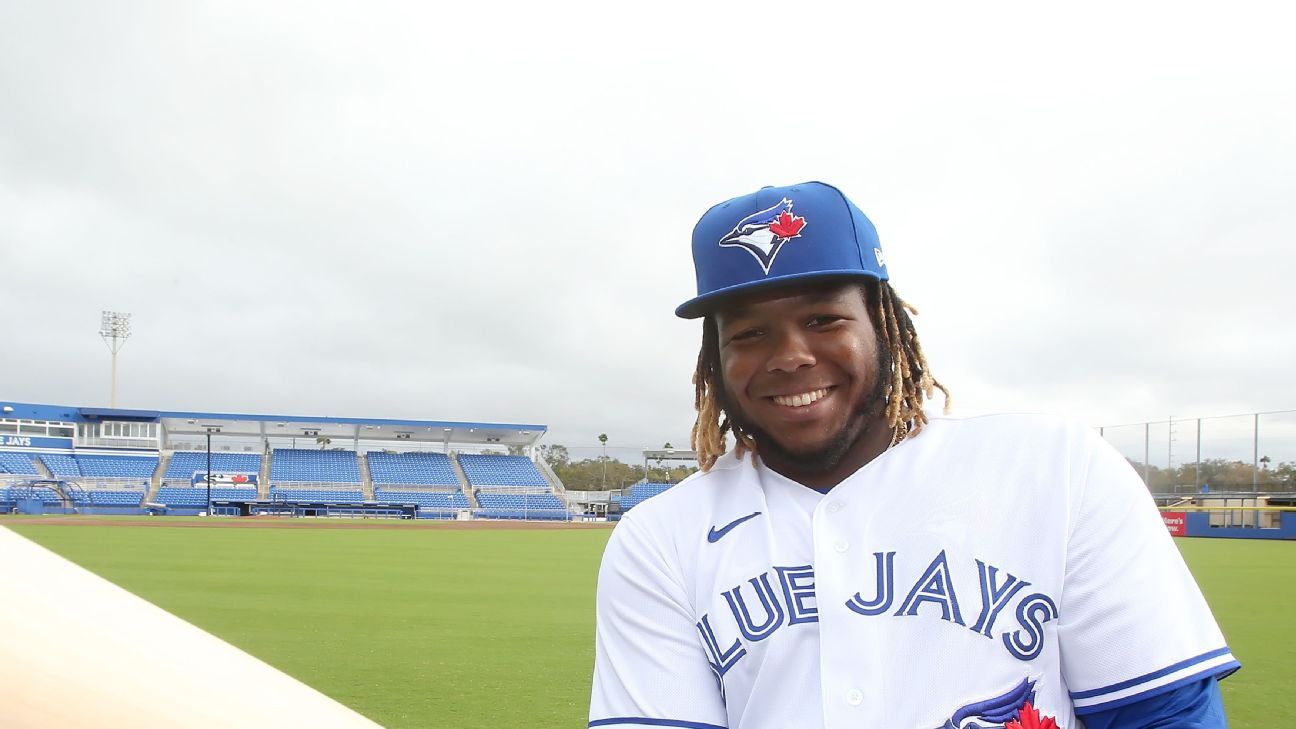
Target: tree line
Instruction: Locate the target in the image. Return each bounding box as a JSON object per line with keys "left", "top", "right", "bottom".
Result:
{"left": 1127, "top": 457, "right": 1295, "bottom": 492}
{"left": 536, "top": 444, "right": 699, "bottom": 491}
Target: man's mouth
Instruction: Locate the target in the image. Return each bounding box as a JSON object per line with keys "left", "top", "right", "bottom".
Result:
{"left": 769, "top": 387, "right": 833, "bottom": 408}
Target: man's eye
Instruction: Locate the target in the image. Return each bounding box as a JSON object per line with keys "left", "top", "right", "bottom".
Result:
{"left": 729, "top": 328, "right": 762, "bottom": 342}
{"left": 809, "top": 315, "right": 843, "bottom": 327}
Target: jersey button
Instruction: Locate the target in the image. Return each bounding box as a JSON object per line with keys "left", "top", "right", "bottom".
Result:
{"left": 834, "top": 540, "right": 849, "bottom": 553}
{"left": 846, "top": 688, "right": 863, "bottom": 706}
{"left": 827, "top": 501, "right": 843, "bottom": 513}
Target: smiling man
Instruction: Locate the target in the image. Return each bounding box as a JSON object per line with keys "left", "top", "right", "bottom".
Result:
{"left": 589, "top": 182, "right": 1238, "bottom": 729}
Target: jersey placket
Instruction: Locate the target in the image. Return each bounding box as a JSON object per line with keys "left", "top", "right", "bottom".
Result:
{"left": 811, "top": 476, "right": 886, "bottom": 728}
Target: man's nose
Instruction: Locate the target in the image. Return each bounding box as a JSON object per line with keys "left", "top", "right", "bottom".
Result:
{"left": 766, "top": 328, "right": 815, "bottom": 373}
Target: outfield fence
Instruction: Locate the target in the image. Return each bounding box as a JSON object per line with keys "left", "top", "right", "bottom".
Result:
{"left": 1102, "top": 409, "right": 1296, "bottom": 492}
{"left": 1157, "top": 504, "right": 1296, "bottom": 540}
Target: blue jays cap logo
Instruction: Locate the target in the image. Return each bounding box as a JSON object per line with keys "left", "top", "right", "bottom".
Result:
{"left": 717, "top": 198, "right": 807, "bottom": 275}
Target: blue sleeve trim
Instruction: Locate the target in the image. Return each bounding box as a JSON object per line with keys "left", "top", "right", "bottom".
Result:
{"left": 1069, "top": 647, "right": 1232, "bottom": 699}
{"left": 590, "top": 718, "right": 726, "bottom": 729}
{"left": 1073, "top": 661, "right": 1241, "bottom": 715}
{"left": 1078, "top": 677, "right": 1225, "bottom": 729}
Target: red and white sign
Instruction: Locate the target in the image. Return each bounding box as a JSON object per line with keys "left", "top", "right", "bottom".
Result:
{"left": 1161, "top": 511, "right": 1187, "bottom": 537}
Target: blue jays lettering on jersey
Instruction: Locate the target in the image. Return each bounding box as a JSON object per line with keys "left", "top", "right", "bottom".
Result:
{"left": 590, "top": 413, "right": 1239, "bottom": 729}
{"left": 717, "top": 198, "right": 807, "bottom": 274}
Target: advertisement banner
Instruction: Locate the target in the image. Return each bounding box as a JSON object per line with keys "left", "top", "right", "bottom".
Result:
{"left": 191, "top": 473, "right": 258, "bottom": 487}
{"left": 1161, "top": 511, "right": 1187, "bottom": 537}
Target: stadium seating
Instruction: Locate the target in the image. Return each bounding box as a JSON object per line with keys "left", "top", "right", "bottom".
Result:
{"left": 271, "top": 449, "right": 361, "bottom": 484}
{"left": 0, "top": 453, "right": 40, "bottom": 475}
{"left": 367, "top": 452, "right": 459, "bottom": 486}
{"left": 269, "top": 487, "right": 365, "bottom": 502}
{"left": 457, "top": 454, "right": 548, "bottom": 488}
{"left": 1, "top": 485, "right": 63, "bottom": 504}
{"left": 474, "top": 491, "right": 568, "bottom": 520}
{"left": 165, "top": 452, "right": 262, "bottom": 481}
{"left": 38, "top": 454, "right": 81, "bottom": 478}
{"left": 82, "top": 490, "right": 145, "bottom": 506}
{"left": 75, "top": 454, "right": 159, "bottom": 479}
{"left": 618, "top": 482, "right": 674, "bottom": 511}
{"left": 156, "top": 487, "right": 257, "bottom": 507}
{"left": 373, "top": 489, "right": 471, "bottom": 508}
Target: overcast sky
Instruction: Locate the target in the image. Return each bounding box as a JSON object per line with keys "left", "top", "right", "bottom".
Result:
{"left": 2, "top": 1, "right": 1293, "bottom": 465}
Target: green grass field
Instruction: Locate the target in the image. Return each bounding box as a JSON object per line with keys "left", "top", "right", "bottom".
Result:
{"left": 4, "top": 520, "right": 1292, "bottom": 727}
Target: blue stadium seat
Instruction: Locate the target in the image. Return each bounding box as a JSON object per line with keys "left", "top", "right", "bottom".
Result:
{"left": 269, "top": 487, "right": 365, "bottom": 502}
{"left": 166, "top": 452, "right": 262, "bottom": 480}
{"left": 619, "top": 482, "right": 674, "bottom": 511}
{"left": 156, "top": 486, "right": 257, "bottom": 507}
{"left": 457, "top": 454, "right": 548, "bottom": 488}
{"left": 82, "top": 490, "right": 146, "bottom": 506}
{"left": 474, "top": 491, "right": 568, "bottom": 520}
{"left": 1, "top": 486, "right": 63, "bottom": 504}
{"left": 368, "top": 452, "right": 460, "bottom": 486}
{"left": 0, "top": 453, "right": 41, "bottom": 475}
{"left": 270, "top": 449, "right": 361, "bottom": 484}
{"left": 75, "top": 454, "right": 159, "bottom": 478}
{"left": 373, "top": 489, "right": 471, "bottom": 509}
{"left": 39, "top": 454, "right": 81, "bottom": 478}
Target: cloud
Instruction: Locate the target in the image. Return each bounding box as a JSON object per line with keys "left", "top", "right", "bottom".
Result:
{"left": 2, "top": 0, "right": 1293, "bottom": 462}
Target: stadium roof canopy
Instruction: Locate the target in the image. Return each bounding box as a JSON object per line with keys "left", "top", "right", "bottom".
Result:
{"left": 642, "top": 448, "right": 698, "bottom": 462}
{"left": 2, "top": 401, "right": 546, "bottom": 447}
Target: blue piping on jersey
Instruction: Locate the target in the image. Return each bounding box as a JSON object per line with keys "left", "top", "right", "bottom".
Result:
{"left": 590, "top": 718, "right": 727, "bottom": 729}
{"left": 1073, "top": 662, "right": 1241, "bottom": 715}
{"left": 1069, "top": 646, "right": 1234, "bottom": 700}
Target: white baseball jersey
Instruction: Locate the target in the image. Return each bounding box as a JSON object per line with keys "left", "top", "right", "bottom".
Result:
{"left": 590, "top": 412, "right": 1238, "bottom": 729}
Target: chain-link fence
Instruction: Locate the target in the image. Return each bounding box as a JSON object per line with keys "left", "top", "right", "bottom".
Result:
{"left": 1100, "top": 410, "right": 1296, "bottom": 493}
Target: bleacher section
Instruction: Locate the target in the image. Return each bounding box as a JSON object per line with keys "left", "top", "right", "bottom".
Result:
{"left": 81, "top": 490, "right": 145, "bottom": 506}
{"left": 165, "top": 452, "right": 262, "bottom": 482}
{"left": 367, "top": 452, "right": 459, "bottom": 486}
{"left": 269, "top": 487, "right": 365, "bottom": 502}
{"left": 1, "top": 485, "right": 62, "bottom": 504}
{"left": 39, "top": 454, "right": 81, "bottom": 478}
{"left": 0, "top": 453, "right": 41, "bottom": 475}
{"left": 374, "top": 489, "right": 470, "bottom": 508}
{"left": 75, "top": 454, "right": 158, "bottom": 479}
{"left": 619, "top": 482, "right": 673, "bottom": 511}
{"left": 156, "top": 487, "right": 258, "bottom": 507}
{"left": 458, "top": 454, "right": 548, "bottom": 488}
{"left": 374, "top": 489, "right": 471, "bottom": 519}
{"left": 271, "top": 449, "right": 361, "bottom": 484}
{"left": 475, "top": 491, "right": 568, "bottom": 520}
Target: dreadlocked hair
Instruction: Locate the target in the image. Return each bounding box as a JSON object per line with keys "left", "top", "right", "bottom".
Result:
{"left": 689, "top": 281, "right": 950, "bottom": 471}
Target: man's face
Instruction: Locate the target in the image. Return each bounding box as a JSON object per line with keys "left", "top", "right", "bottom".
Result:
{"left": 713, "top": 281, "right": 889, "bottom": 478}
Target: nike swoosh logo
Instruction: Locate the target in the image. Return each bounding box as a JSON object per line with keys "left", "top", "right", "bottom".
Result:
{"left": 707, "top": 511, "right": 763, "bottom": 543}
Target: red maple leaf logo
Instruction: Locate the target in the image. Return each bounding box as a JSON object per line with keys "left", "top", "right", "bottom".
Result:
{"left": 1005, "top": 701, "right": 1060, "bottom": 729}
{"left": 768, "top": 210, "right": 806, "bottom": 238}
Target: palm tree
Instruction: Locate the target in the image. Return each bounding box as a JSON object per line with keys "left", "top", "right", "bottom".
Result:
{"left": 598, "top": 433, "right": 608, "bottom": 488}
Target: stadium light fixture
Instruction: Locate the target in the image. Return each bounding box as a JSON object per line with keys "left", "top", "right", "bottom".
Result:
{"left": 204, "top": 426, "right": 221, "bottom": 518}
{"left": 98, "top": 311, "right": 132, "bottom": 408}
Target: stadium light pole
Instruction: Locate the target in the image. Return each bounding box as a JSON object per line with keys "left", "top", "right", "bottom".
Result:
{"left": 205, "top": 427, "right": 219, "bottom": 516}
{"left": 98, "top": 311, "right": 132, "bottom": 408}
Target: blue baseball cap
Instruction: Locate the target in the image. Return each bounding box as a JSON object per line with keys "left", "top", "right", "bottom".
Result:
{"left": 675, "top": 181, "right": 889, "bottom": 319}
